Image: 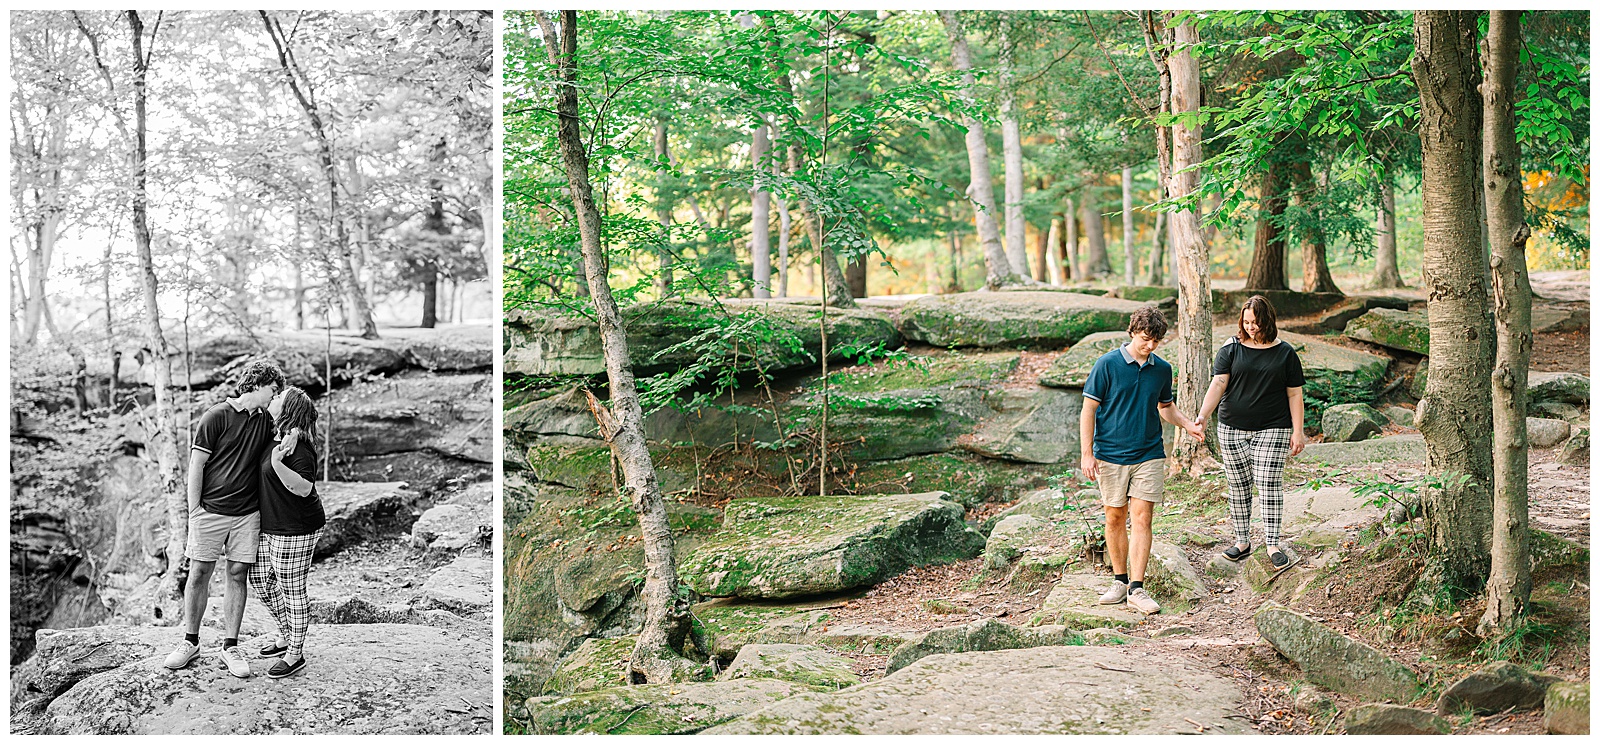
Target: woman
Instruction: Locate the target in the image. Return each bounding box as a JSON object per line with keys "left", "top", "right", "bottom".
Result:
{"left": 1196, "top": 295, "right": 1307, "bottom": 569}
{"left": 249, "top": 385, "right": 326, "bottom": 679}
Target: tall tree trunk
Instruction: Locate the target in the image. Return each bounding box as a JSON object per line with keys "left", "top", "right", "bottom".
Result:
{"left": 1168, "top": 16, "right": 1212, "bottom": 473}
{"left": 941, "top": 10, "right": 1019, "bottom": 290}
{"left": 1046, "top": 216, "right": 1063, "bottom": 284}
{"left": 1080, "top": 186, "right": 1110, "bottom": 277}
{"left": 1290, "top": 155, "right": 1342, "bottom": 294}
{"left": 126, "top": 11, "right": 184, "bottom": 608}
{"left": 104, "top": 239, "right": 118, "bottom": 403}
{"left": 1033, "top": 215, "right": 1050, "bottom": 282}
{"left": 1412, "top": 9, "right": 1494, "bottom": 596}
{"left": 1147, "top": 209, "right": 1166, "bottom": 286}
{"left": 775, "top": 192, "right": 791, "bottom": 297}
{"left": 1122, "top": 167, "right": 1136, "bottom": 285}
{"left": 845, "top": 256, "right": 867, "bottom": 298}
{"left": 750, "top": 120, "right": 772, "bottom": 298}
{"left": 1479, "top": 10, "right": 1532, "bottom": 636}
{"left": 653, "top": 119, "right": 674, "bottom": 296}
{"left": 1371, "top": 175, "right": 1405, "bottom": 288}
{"left": 1064, "top": 196, "right": 1078, "bottom": 281}
{"left": 999, "top": 15, "right": 1029, "bottom": 278}
{"left": 536, "top": 10, "right": 697, "bottom": 683}
{"left": 1246, "top": 159, "right": 1290, "bottom": 290}
{"left": 1142, "top": 11, "right": 1176, "bottom": 291}
{"left": 260, "top": 11, "right": 377, "bottom": 339}
{"left": 420, "top": 137, "right": 448, "bottom": 329}
{"left": 770, "top": 43, "right": 853, "bottom": 307}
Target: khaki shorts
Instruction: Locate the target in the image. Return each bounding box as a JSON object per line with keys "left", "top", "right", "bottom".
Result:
{"left": 1097, "top": 458, "right": 1167, "bottom": 507}
{"left": 185, "top": 506, "right": 260, "bottom": 564}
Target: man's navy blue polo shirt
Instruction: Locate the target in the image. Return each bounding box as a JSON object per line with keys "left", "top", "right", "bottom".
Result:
{"left": 1083, "top": 343, "right": 1173, "bottom": 465}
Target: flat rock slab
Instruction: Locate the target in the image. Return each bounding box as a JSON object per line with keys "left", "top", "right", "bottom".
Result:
{"left": 1528, "top": 372, "right": 1590, "bottom": 407}
{"left": 321, "top": 372, "right": 491, "bottom": 463}
{"left": 42, "top": 623, "right": 490, "bottom": 734}
{"left": 691, "top": 600, "right": 837, "bottom": 660}
{"left": 317, "top": 481, "right": 416, "bottom": 558}
{"left": 885, "top": 618, "right": 1078, "bottom": 674}
{"left": 899, "top": 291, "right": 1151, "bottom": 349}
{"left": 411, "top": 493, "right": 492, "bottom": 559}
{"left": 419, "top": 556, "right": 491, "bottom": 616}
{"left": 1255, "top": 604, "right": 1418, "bottom": 703}
{"left": 1346, "top": 308, "right": 1429, "bottom": 355}
{"left": 180, "top": 324, "right": 491, "bottom": 389}
{"left": 1036, "top": 574, "right": 1145, "bottom": 627}
{"left": 521, "top": 678, "right": 815, "bottom": 735}
{"left": 704, "top": 646, "right": 1254, "bottom": 735}
{"left": 720, "top": 643, "right": 860, "bottom": 690}
{"left": 681, "top": 493, "right": 985, "bottom": 599}
{"left": 1299, "top": 435, "right": 1424, "bottom": 465}
{"left": 541, "top": 636, "right": 637, "bottom": 695}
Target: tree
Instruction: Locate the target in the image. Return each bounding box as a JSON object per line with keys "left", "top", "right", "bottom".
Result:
{"left": 1412, "top": 9, "right": 1494, "bottom": 595}
{"left": 941, "top": 10, "right": 1020, "bottom": 290}
{"left": 1121, "top": 166, "right": 1135, "bottom": 285}
{"left": 533, "top": 10, "right": 699, "bottom": 684}
{"left": 1479, "top": 10, "right": 1532, "bottom": 635}
{"left": 1244, "top": 157, "right": 1290, "bottom": 290}
{"left": 998, "top": 12, "right": 1031, "bottom": 278}
{"left": 1165, "top": 15, "right": 1212, "bottom": 474}
{"left": 1370, "top": 175, "right": 1405, "bottom": 288}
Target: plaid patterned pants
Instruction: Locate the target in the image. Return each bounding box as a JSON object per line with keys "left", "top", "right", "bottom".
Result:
{"left": 249, "top": 531, "right": 321, "bottom": 657}
{"left": 1218, "top": 423, "right": 1292, "bottom": 547}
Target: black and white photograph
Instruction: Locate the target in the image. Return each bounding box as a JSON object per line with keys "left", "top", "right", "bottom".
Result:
{"left": 9, "top": 9, "right": 494, "bottom": 734}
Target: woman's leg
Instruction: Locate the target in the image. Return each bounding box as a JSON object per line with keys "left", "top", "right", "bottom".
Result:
{"left": 248, "top": 536, "right": 292, "bottom": 645}
{"left": 1218, "top": 423, "right": 1256, "bottom": 547}
{"left": 272, "top": 530, "right": 321, "bottom": 660}
{"left": 1250, "top": 428, "right": 1293, "bottom": 548}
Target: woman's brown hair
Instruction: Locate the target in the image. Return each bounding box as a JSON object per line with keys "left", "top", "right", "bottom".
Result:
{"left": 276, "top": 386, "right": 319, "bottom": 449}
{"left": 1239, "top": 295, "right": 1278, "bottom": 343}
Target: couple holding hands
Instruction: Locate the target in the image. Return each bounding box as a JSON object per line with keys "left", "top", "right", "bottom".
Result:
{"left": 1081, "top": 297, "right": 1306, "bottom": 615}
{"left": 160, "top": 360, "right": 327, "bottom": 679}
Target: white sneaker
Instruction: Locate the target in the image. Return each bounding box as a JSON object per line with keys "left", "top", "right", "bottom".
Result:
{"left": 163, "top": 640, "right": 200, "bottom": 670}
{"left": 1098, "top": 580, "right": 1129, "bottom": 605}
{"left": 1127, "top": 587, "right": 1162, "bottom": 615}
{"left": 218, "top": 645, "right": 252, "bottom": 678}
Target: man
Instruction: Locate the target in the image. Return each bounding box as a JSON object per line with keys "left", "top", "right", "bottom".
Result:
{"left": 1080, "top": 307, "right": 1203, "bottom": 615}
{"left": 165, "top": 359, "right": 286, "bottom": 677}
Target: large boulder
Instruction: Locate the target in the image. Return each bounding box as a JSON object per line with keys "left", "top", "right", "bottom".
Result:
{"left": 181, "top": 325, "right": 491, "bottom": 390}
{"left": 504, "top": 299, "right": 902, "bottom": 377}
{"left": 504, "top": 385, "right": 600, "bottom": 439}
{"left": 884, "top": 618, "right": 1078, "bottom": 675}
{"left": 960, "top": 386, "right": 1084, "bottom": 464}
{"left": 1255, "top": 604, "right": 1418, "bottom": 703}
{"left": 519, "top": 678, "right": 815, "bottom": 735}
{"left": 540, "top": 636, "right": 637, "bottom": 695}
{"left": 1320, "top": 403, "right": 1386, "bottom": 442}
{"left": 418, "top": 556, "right": 491, "bottom": 617}
{"left": 1344, "top": 704, "right": 1452, "bottom": 735}
{"left": 411, "top": 483, "right": 492, "bottom": 558}
{"left": 1528, "top": 372, "right": 1589, "bottom": 407}
{"left": 1213, "top": 289, "right": 1347, "bottom": 319}
{"left": 1545, "top": 681, "right": 1590, "bottom": 735}
{"left": 39, "top": 623, "right": 490, "bottom": 735}
{"left": 1038, "top": 331, "right": 1130, "bottom": 388}
{"left": 10, "top": 626, "right": 180, "bottom": 720}
{"left": 719, "top": 643, "right": 860, "bottom": 690}
{"left": 1298, "top": 434, "right": 1425, "bottom": 465}
{"left": 1560, "top": 427, "right": 1589, "bottom": 466}
{"left": 1345, "top": 308, "right": 1429, "bottom": 355}
{"left": 898, "top": 291, "right": 1153, "bottom": 349}
{"left": 1525, "top": 417, "right": 1573, "bottom": 449}
{"left": 316, "top": 481, "right": 416, "bottom": 558}
{"left": 983, "top": 514, "right": 1050, "bottom": 570}
{"left": 321, "top": 372, "right": 492, "bottom": 464}
{"left": 704, "top": 646, "right": 1253, "bottom": 735}
{"left": 1436, "top": 661, "right": 1560, "bottom": 715}
{"left": 681, "top": 492, "right": 985, "bottom": 599}
{"left": 1317, "top": 295, "right": 1412, "bottom": 332}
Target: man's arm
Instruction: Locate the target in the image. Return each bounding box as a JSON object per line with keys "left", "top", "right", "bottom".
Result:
{"left": 1158, "top": 400, "right": 1205, "bottom": 441}
{"left": 1079, "top": 397, "right": 1100, "bottom": 482}
{"left": 187, "top": 449, "right": 209, "bottom": 512}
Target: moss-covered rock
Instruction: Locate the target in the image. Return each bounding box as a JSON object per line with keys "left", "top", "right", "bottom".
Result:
{"left": 505, "top": 299, "right": 902, "bottom": 377}
{"left": 1560, "top": 426, "right": 1589, "bottom": 466}
{"left": 1320, "top": 403, "right": 1386, "bottom": 443}
{"left": 884, "top": 618, "right": 1081, "bottom": 674}
{"left": 719, "top": 643, "right": 860, "bottom": 690}
{"left": 521, "top": 439, "right": 612, "bottom": 491}
{"left": 1213, "top": 289, "right": 1347, "bottom": 319}
{"left": 850, "top": 453, "right": 1053, "bottom": 509}
{"left": 541, "top": 636, "right": 637, "bottom": 695}
{"left": 959, "top": 386, "right": 1084, "bottom": 464}
{"left": 691, "top": 601, "right": 834, "bottom": 661}
{"left": 983, "top": 514, "right": 1050, "bottom": 570}
{"left": 1529, "top": 529, "right": 1588, "bottom": 576}
{"left": 1436, "top": 660, "right": 1559, "bottom": 715}
{"left": 1255, "top": 603, "right": 1419, "bottom": 703}
{"left": 1034, "top": 574, "right": 1143, "bottom": 628}
{"left": 1298, "top": 434, "right": 1425, "bottom": 465}
{"left": 1112, "top": 285, "right": 1180, "bottom": 302}
{"left": 823, "top": 350, "right": 1020, "bottom": 392}
{"left": 899, "top": 291, "right": 1152, "bottom": 349}
{"left": 1344, "top": 704, "right": 1452, "bottom": 735}
{"left": 1038, "top": 331, "right": 1128, "bottom": 388}
{"left": 787, "top": 387, "right": 988, "bottom": 462}
{"left": 519, "top": 678, "right": 818, "bottom": 735}
{"left": 680, "top": 493, "right": 985, "bottom": 599}
{"left": 1345, "top": 308, "right": 1429, "bottom": 355}
{"left": 1528, "top": 371, "right": 1590, "bottom": 407}
{"left": 1544, "top": 681, "right": 1590, "bottom": 735}
{"left": 1144, "top": 541, "right": 1209, "bottom": 612}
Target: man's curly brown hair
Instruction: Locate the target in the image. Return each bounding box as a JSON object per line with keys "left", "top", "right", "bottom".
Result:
{"left": 1127, "top": 306, "right": 1169, "bottom": 341}
{"left": 235, "top": 359, "right": 287, "bottom": 397}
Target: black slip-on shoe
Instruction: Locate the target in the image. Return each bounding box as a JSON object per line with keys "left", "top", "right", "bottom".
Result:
{"left": 267, "top": 656, "right": 306, "bottom": 679}
{"left": 1222, "top": 543, "right": 1253, "bottom": 562}
{"left": 258, "top": 641, "right": 288, "bottom": 658}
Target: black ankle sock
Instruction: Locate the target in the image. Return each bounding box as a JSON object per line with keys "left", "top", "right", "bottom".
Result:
{"left": 184, "top": 633, "right": 199, "bottom": 646}
{"left": 1129, "top": 580, "right": 1144, "bottom": 592}
{"left": 223, "top": 638, "right": 237, "bottom": 649}
{"left": 1114, "top": 573, "right": 1129, "bottom": 585}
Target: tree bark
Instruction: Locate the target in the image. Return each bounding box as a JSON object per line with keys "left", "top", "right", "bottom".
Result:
{"left": 1033, "top": 212, "right": 1050, "bottom": 282}
{"left": 750, "top": 120, "right": 772, "bottom": 298}
{"left": 941, "top": 10, "right": 1020, "bottom": 290}
{"left": 536, "top": 10, "right": 697, "bottom": 683}
{"left": 1122, "top": 167, "right": 1136, "bottom": 285}
{"left": 1479, "top": 9, "right": 1532, "bottom": 636}
{"left": 420, "top": 137, "right": 448, "bottom": 328}
{"left": 1245, "top": 159, "right": 1290, "bottom": 290}
{"left": 1045, "top": 216, "right": 1063, "bottom": 285}
{"left": 1289, "top": 154, "right": 1342, "bottom": 294}
{"left": 999, "top": 15, "right": 1030, "bottom": 278}
{"left": 260, "top": 11, "right": 377, "bottom": 339}
{"left": 1412, "top": 9, "right": 1494, "bottom": 596}
{"left": 1168, "top": 17, "right": 1212, "bottom": 473}
{"left": 1063, "top": 196, "right": 1078, "bottom": 281}
{"left": 1371, "top": 175, "right": 1405, "bottom": 288}
{"left": 653, "top": 119, "right": 674, "bottom": 296}
{"left": 1080, "top": 187, "right": 1110, "bottom": 278}
{"left": 1147, "top": 209, "right": 1166, "bottom": 286}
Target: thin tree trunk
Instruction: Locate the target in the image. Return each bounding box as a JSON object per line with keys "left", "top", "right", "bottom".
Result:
{"left": 941, "top": 10, "right": 1019, "bottom": 290}
{"left": 1046, "top": 217, "right": 1063, "bottom": 285}
{"left": 1479, "top": 9, "right": 1532, "bottom": 636}
{"left": 104, "top": 239, "right": 118, "bottom": 403}
{"left": 771, "top": 43, "right": 853, "bottom": 307}
{"left": 421, "top": 137, "right": 448, "bottom": 329}
{"left": 1064, "top": 196, "right": 1079, "bottom": 281}
{"left": 126, "top": 11, "right": 184, "bottom": 607}
{"left": 260, "top": 11, "right": 377, "bottom": 339}
{"left": 1148, "top": 208, "right": 1166, "bottom": 286}
{"left": 1371, "top": 176, "right": 1405, "bottom": 288}
{"left": 1168, "top": 16, "right": 1212, "bottom": 473}
{"left": 1033, "top": 215, "right": 1050, "bottom": 282}
{"left": 1246, "top": 159, "right": 1290, "bottom": 290}
{"left": 999, "top": 15, "right": 1029, "bottom": 278}
{"left": 1081, "top": 186, "right": 1110, "bottom": 278}
{"left": 653, "top": 119, "right": 674, "bottom": 296}
{"left": 750, "top": 121, "right": 772, "bottom": 298}
{"left": 1122, "top": 166, "right": 1136, "bottom": 285}
{"left": 945, "top": 206, "right": 963, "bottom": 294}
{"left": 775, "top": 194, "right": 791, "bottom": 297}
{"left": 1412, "top": 9, "right": 1494, "bottom": 595}
{"left": 536, "top": 10, "right": 696, "bottom": 684}
{"left": 1142, "top": 11, "right": 1176, "bottom": 291}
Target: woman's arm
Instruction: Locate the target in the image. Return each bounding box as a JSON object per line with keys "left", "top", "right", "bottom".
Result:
{"left": 270, "top": 430, "right": 316, "bottom": 497}
{"left": 1197, "top": 374, "right": 1229, "bottom": 425}
{"left": 1287, "top": 386, "right": 1307, "bottom": 456}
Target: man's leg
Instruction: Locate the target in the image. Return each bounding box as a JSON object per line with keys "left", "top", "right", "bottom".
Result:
{"left": 1104, "top": 504, "right": 1129, "bottom": 576}
{"left": 183, "top": 560, "right": 217, "bottom": 635}
{"left": 1127, "top": 498, "right": 1155, "bottom": 582}
{"left": 224, "top": 559, "right": 252, "bottom": 640}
